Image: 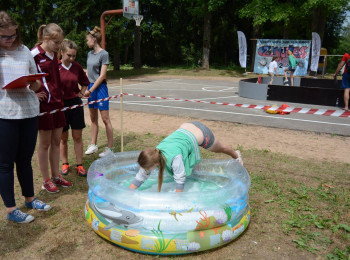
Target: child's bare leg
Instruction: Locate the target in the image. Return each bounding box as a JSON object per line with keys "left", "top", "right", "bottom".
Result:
{"left": 207, "top": 139, "right": 239, "bottom": 159}
{"left": 284, "top": 69, "right": 288, "bottom": 81}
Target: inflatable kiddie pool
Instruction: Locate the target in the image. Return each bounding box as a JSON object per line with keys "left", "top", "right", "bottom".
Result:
{"left": 85, "top": 151, "right": 251, "bottom": 255}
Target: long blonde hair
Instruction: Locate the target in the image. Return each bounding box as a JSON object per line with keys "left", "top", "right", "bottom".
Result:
{"left": 88, "top": 26, "right": 102, "bottom": 45}
{"left": 36, "top": 23, "right": 64, "bottom": 45}
{"left": 138, "top": 148, "right": 166, "bottom": 192}
{"left": 0, "top": 11, "right": 21, "bottom": 48}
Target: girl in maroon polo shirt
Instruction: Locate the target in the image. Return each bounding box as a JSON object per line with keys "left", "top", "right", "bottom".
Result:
{"left": 59, "top": 39, "right": 90, "bottom": 177}
{"left": 31, "top": 24, "right": 72, "bottom": 193}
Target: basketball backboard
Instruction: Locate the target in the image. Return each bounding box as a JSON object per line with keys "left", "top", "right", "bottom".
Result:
{"left": 123, "top": 0, "right": 139, "bottom": 19}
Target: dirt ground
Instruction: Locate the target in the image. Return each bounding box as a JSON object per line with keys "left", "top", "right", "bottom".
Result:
{"left": 86, "top": 109, "right": 350, "bottom": 164}
{"left": 94, "top": 75, "right": 350, "bottom": 164}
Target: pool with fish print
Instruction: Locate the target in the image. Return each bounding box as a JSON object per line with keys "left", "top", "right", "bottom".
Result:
{"left": 85, "top": 151, "right": 251, "bottom": 255}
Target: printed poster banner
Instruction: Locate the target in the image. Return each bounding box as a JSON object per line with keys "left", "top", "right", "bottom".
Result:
{"left": 254, "top": 39, "right": 311, "bottom": 76}
{"left": 237, "top": 31, "right": 247, "bottom": 68}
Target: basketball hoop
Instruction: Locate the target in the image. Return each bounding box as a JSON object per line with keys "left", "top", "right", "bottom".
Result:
{"left": 133, "top": 15, "right": 143, "bottom": 27}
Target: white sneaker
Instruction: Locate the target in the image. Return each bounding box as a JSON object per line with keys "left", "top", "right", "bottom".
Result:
{"left": 99, "top": 147, "right": 113, "bottom": 157}
{"left": 85, "top": 144, "right": 98, "bottom": 155}
{"left": 283, "top": 79, "right": 288, "bottom": 83}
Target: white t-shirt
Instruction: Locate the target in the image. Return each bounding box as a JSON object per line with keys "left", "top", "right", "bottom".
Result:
{"left": 268, "top": 60, "right": 277, "bottom": 73}
{"left": 0, "top": 45, "right": 39, "bottom": 119}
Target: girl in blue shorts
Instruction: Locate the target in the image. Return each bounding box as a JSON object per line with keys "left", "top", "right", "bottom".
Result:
{"left": 84, "top": 26, "right": 114, "bottom": 158}
{"left": 334, "top": 52, "right": 350, "bottom": 111}
{"left": 129, "top": 122, "right": 243, "bottom": 193}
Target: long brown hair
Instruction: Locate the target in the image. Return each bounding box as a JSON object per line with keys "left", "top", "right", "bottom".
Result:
{"left": 138, "top": 148, "right": 166, "bottom": 192}
{"left": 36, "top": 23, "right": 64, "bottom": 45}
{"left": 0, "top": 11, "right": 21, "bottom": 48}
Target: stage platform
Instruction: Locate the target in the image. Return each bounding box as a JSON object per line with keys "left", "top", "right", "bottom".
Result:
{"left": 239, "top": 76, "right": 344, "bottom": 107}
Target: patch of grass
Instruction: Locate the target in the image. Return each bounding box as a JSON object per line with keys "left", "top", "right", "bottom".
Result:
{"left": 245, "top": 148, "right": 350, "bottom": 258}
{"left": 0, "top": 126, "right": 349, "bottom": 259}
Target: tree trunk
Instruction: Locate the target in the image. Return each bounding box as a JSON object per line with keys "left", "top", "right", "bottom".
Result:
{"left": 134, "top": 25, "right": 141, "bottom": 69}
{"left": 202, "top": 5, "right": 211, "bottom": 70}
{"left": 250, "top": 21, "right": 260, "bottom": 72}
{"left": 113, "top": 32, "right": 120, "bottom": 71}
{"left": 113, "top": 46, "right": 120, "bottom": 71}
{"left": 124, "top": 45, "right": 129, "bottom": 64}
{"left": 311, "top": 7, "right": 326, "bottom": 40}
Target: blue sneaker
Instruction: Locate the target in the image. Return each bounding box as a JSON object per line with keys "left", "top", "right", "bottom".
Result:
{"left": 25, "top": 198, "right": 51, "bottom": 211}
{"left": 7, "top": 208, "right": 34, "bottom": 223}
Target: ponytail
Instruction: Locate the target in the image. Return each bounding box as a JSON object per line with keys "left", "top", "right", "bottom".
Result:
{"left": 36, "top": 24, "right": 46, "bottom": 45}
{"left": 157, "top": 150, "right": 165, "bottom": 192}
{"left": 36, "top": 23, "right": 64, "bottom": 45}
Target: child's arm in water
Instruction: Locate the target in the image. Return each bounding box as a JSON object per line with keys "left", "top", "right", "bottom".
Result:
{"left": 129, "top": 167, "right": 150, "bottom": 190}
{"left": 172, "top": 155, "right": 186, "bottom": 192}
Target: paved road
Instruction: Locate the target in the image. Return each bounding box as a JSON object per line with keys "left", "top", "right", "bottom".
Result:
{"left": 104, "top": 77, "right": 350, "bottom": 136}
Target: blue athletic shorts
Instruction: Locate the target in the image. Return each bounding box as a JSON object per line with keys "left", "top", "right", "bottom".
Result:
{"left": 288, "top": 66, "right": 296, "bottom": 72}
{"left": 190, "top": 121, "right": 215, "bottom": 149}
{"left": 341, "top": 73, "right": 350, "bottom": 89}
{"left": 88, "top": 82, "right": 109, "bottom": 110}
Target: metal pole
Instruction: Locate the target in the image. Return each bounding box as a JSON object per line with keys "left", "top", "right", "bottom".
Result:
{"left": 321, "top": 55, "right": 326, "bottom": 78}
{"left": 100, "top": 9, "right": 123, "bottom": 49}
{"left": 120, "top": 78, "right": 124, "bottom": 152}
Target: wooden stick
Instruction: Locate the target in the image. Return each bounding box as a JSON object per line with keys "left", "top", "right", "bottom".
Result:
{"left": 120, "top": 78, "right": 124, "bottom": 152}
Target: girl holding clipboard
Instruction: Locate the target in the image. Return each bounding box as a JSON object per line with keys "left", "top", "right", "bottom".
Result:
{"left": 0, "top": 11, "right": 51, "bottom": 223}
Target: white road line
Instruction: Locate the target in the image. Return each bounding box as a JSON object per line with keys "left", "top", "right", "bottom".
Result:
{"left": 111, "top": 88, "right": 236, "bottom": 93}
{"left": 109, "top": 101, "right": 350, "bottom": 127}
{"left": 202, "top": 87, "right": 237, "bottom": 92}
{"left": 194, "top": 96, "right": 238, "bottom": 100}
{"left": 139, "top": 80, "right": 234, "bottom": 88}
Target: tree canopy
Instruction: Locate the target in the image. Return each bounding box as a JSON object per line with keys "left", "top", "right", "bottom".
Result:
{"left": 1, "top": 0, "right": 349, "bottom": 70}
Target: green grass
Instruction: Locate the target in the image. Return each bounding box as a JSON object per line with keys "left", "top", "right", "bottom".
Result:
{"left": 0, "top": 126, "right": 349, "bottom": 259}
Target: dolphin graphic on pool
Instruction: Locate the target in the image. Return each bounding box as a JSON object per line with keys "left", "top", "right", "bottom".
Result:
{"left": 92, "top": 199, "right": 143, "bottom": 230}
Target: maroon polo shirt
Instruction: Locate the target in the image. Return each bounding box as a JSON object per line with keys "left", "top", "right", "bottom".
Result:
{"left": 31, "top": 44, "right": 64, "bottom": 112}
{"left": 59, "top": 61, "right": 90, "bottom": 100}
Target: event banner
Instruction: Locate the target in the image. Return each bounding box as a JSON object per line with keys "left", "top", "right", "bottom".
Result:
{"left": 254, "top": 39, "right": 311, "bottom": 76}
{"left": 310, "top": 32, "right": 321, "bottom": 72}
{"left": 237, "top": 31, "right": 247, "bottom": 68}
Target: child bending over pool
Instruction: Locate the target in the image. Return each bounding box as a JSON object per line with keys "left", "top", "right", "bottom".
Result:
{"left": 129, "top": 122, "right": 243, "bottom": 193}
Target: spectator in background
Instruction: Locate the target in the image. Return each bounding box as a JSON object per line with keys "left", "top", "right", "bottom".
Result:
{"left": 84, "top": 26, "right": 114, "bottom": 158}
{"left": 284, "top": 49, "right": 297, "bottom": 86}
{"left": 334, "top": 52, "right": 350, "bottom": 111}
{"left": 59, "top": 39, "right": 90, "bottom": 177}
{"left": 268, "top": 56, "right": 278, "bottom": 85}
{"left": 32, "top": 23, "right": 72, "bottom": 193}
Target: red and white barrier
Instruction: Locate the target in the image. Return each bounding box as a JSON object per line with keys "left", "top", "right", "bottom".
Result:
{"left": 39, "top": 92, "right": 350, "bottom": 118}
{"left": 121, "top": 93, "right": 350, "bottom": 118}
{"left": 38, "top": 94, "right": 122, "bottom": 116}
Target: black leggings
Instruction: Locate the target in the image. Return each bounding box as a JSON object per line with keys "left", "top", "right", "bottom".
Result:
{"left": 0, "top": 117, "right": 38, "bottom": 208}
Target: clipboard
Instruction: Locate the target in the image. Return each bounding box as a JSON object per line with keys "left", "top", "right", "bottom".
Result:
{"left": 2, "top": 73, "right": 48, "bottom": 89}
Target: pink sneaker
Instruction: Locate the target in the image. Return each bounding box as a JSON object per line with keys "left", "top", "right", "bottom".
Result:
{"left": 42, "top": 179, "right": 59, "bottom": 193}
{"left": 52, "top": 175, "right": 73, "bottom": 187}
